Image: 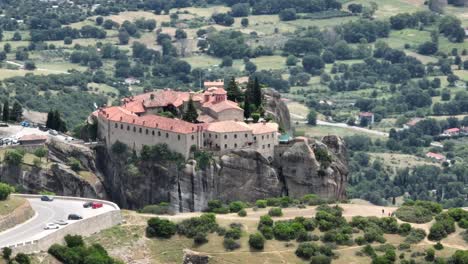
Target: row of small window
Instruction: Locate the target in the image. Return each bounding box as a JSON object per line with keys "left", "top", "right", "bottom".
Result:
{"left": 219, "top": 143, "right": 271, "bottom": 149}
{"left": 205, "top": 133, "right": 275, "bottom": 140}
{"left": 114, "top": 123, "right": 195, "bottom": 140}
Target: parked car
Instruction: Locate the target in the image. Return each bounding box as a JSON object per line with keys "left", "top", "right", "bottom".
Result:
{"left": 38, "top": 125, "right": 48, "bottom": 131}
{"left": 49, "top": 130, "right": 58, "bottom": 136}
{"left": 68, "top": 214, "right": 83, "bottom": 220}
{"left": 20, "top": 121, "right": 30, "bottom": 127}
{"left": 92, "top": 202, "right": 103, "bottom": 209}
{"left": 44, "top": 223, "right": 59, "bottom": 230}
{"left": 0, "top": 123, "right": 8, "bottom": 127}
{"left": 83, "top": 201, "right": 93, "bottom": 208}
{"left": 54, "top": 220, "right": 68, "bottom": 225}
{"left": 40, "top": 195, "right": 54, "bottom": 202}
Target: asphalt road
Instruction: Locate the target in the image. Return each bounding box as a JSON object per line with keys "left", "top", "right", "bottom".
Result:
{"left": 0, "top": 197, "right": 115, "bottom": 247}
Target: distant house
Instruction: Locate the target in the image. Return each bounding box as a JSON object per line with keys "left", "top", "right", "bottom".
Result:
{"left": 404, "top": 118, "right": 423, "bottom": 129}
{"left": 426, "top": 152, "right": 446, "bottom": 162}
{"left": 124, "top": 77, "right": 140, "bottom": 85}
{"left": 235, "top": 77, "right": 249, "bottom": 85}
{"left": 204, "top": 80, "right": 224, "bottom": 89}
{"left": 443, "top": 128, "right": 460, "bottom": 136}
{"left": 359, "top": 112, "right": 374, "bottom": 125}
{"left": 19, "top": 134, "right": 48, "bottom": 146}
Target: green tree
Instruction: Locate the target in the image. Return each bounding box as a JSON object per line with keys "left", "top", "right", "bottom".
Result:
{"left": 241, "top": 18, "right": 249, "bottom": 27}
{"left": 226, "top": 77, "right": 242, "bottom": 102}
{"left": 249, "top": 233, "right": 265, "bottom": 250}
{"left": 2, "top": 100, "right": 9, "bottom": 122}
{"left": 0, "top": 183, "right": 15, "bottom": 201}
{"left": 252, "top": 77, "right": 262, "bottom": 108}
{"left": 182, "top": 97, "right": 199, "bottom": 123}
{"left": 2, "top": 247, "right": 12, "bottom": 260}
{"left": 307, "top": 109, "right": 317, "bottom": 126}
{"left": 4, "top": 150, "right": 23, "bottom": 166}
{"left": 34, "top": 147, "right": 48, "bottom": 161}
{"left": 146, "top": 217, "right": 177, "bottom": 238}
{"left": 10, "top": 101, "right": 22, "bottom": 121}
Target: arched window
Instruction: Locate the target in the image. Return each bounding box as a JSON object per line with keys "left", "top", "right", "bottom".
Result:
{"left": 224, "top": 135, "right": 227, "bottom": 139}
{"left": 158, "top": 131, "right": 161, "bottom": 136}
{"left": 224, "top": 144, "right": 227, "bottom": 149}
{"left": 234, "top": 134, "right": 237, "bottom": 139}
{"left": 114, "top": 123, "right": 118, "bottom": 128}
{"left": 120, "top": 124, "right": 123, "bottom": 129}
{"left": 234, "top": 143, "right": 237, "bottom": 148}
{"left": 178, "top": 135, "right": 181, "bottom": 140}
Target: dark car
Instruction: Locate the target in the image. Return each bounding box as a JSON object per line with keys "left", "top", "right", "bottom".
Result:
{"left": 83, "top": 202, "right": 93, "bottom": 208}
{"left": 41, "top": 196, "right": 54, "bottom": 202}
{"left": 68, "top": 214, "right": 83, "bottom": 220}
{"left": 38, "top": 125, "right": 48, "bottom": 131}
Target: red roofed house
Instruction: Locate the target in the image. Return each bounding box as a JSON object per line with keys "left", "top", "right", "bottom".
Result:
{"left": 426, "top": 152, "right": 446, "bottom": 162}
{"left": 203, "top": 80, "right": 224, "bottom": 89}
{"left": 359, "top": 112, "right": 374, "bottom": 125}
{"left": 403, "top": 118, "right": 423, "bottom": 129}
{"left": 19, "top": 134, "right": 48, "bottom": 146}
{"left": 443, "top": 128, "right": 460, "bottom": 136}
{"left": 95, "top": 88, "right": 278, "bottom": 159}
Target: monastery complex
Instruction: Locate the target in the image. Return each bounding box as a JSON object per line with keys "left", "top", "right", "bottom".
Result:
{"left": 94, "top": 84, "right": 279, "bottom": 159}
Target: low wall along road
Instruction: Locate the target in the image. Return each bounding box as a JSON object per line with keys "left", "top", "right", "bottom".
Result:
{"left": 1, "top": 194, "right": 121, "bottom": 254}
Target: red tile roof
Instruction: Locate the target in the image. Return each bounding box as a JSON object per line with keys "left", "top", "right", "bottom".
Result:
{"left": 125, "top": 90, "right": 203, "bottom": 109}
{"left": 202, "top": 100, "right": 242, "bottom": 113}
{"left": 99, "top": 106, "right": 201, "bottom": 134}
{"left": 19, "top": 134, "right": 48, "bottom": 142}
{"left": 359, "top": 112, "right": 374, "bottom": 117}
{"left": 206, "top": 121, "right": 251, "bottom": 133}
{"left": 122, "top": 100, "right": 145, "bottom": 113}
{"left": 444, "top": 128, "right": 460, "bottom": 133}
{"left": 426, "top": 152, "right": 445, "bottom": 160}
{"left": 249, "top": 122, "right": 278, "bottom": 134}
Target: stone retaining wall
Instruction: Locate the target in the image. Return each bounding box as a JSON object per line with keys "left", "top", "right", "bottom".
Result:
{"left": 9, "top": 194, "right": 122, "bottom": 254}
{"left": 0, "top": 199, "right": 34, "bottom": 233}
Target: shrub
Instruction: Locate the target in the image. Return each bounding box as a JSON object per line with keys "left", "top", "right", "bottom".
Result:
{"left": 64, "top": 235, "right": 84, "bottom": 248}
{"left": 434, "top": 242, "right": 444, "bottom": 250}
{"left": 225, "top": 228, "right": 242, "bottom": 240}
{"left": 309, "top": 255, "right": 331, "bottom": 264}
{"left": 68, "top": 157, "right": 81, "bottom": 172}
{"left": 301, "top": 194, "right": 322, "bottom": 205}
{"left": 259, "top": 225, "right": 274, "bottom": 239}
{"left": 273, "top": 220, "right": 305, "bottom": 241}
{"left": 2, "top": 247, "right": 12, "bottom": 260}
{"left": 266, "top": 197, "right": 281, "bottom": 206}
{"left": 425, "top": 248, "right": 435, "bottom": 261}
{"left": 140, "top": 202, "right": 171, "bottom": 215}
{"left": 14, "top": 253, "right": 30, "bottom": 264}
{"left": 398, "top": 223, "right": 412, "bottom": 236}
{"left": 256, "top": 200, "right": 267, "bottom": 208}
{"left": 361, "top": 245, "right": 376, "bottom": 258}
{"left": 4, "top": 150, "right": 23, "bottom": 166}
{"left": 259, "top": 215, "right": 274, "bottom": 227}
{"left": 229, "top": 201, "right": 246, "bottom": 213}
{"left": 194, "top": 232, "right": 208, "bottom": 245}
{"left": 238, "top": 209, "right": 247, "bottom": 217}
{"left": 216, "top": 226, "right": 226, "bottom": 236}
{"left": 405, "top": 228, "right": 426, "bottom": 244}
{"left": 249, "top": 233, "right": 265, "bottom": 250}
{"left": 447, "top": 208, "right": 468, "bottom": 222}
{"left": 223, "top": 238, "right": 240, "bottom": 251}
{"left": 268, "top": 207, "right": 283, "bottom": 217}
{"left": 146, "top": 217, "right": 177, "bottom": 238}
{"left": 0, "top": 183, "right": 15, "bottom": 201}
{"left": 395, "top": 206, "right": 433, "bottom": 223}
{"left": 355, "top": 236, "right": 366, "bottom": 245}
{"left": 177, "top": 213, "right": 218, "bottom": 238}
{"left": 399, "top": 243, "right": 411, "bottom": 250}
{"left": 295, "top": 242, "right": 319, "bottom": 259}
{"left": 303, "top": 218, "right": 316, "bottom": 231}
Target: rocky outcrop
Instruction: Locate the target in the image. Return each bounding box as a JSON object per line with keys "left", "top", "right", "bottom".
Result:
{"left": 95, "top": 135, "right": 348, "bottom": 212}
{"left": 182, "top": 249, "right": 209, "bottom": 264}
{"left": 264, "top": 88, "right": 292, "bottom": 133}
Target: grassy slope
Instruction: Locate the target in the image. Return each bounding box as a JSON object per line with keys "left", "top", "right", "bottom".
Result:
{"left": 0, "top": 196, "right": 26, "bottom": 216}
{"left": 41, "top": 203, "right": 465, "bottom": 264}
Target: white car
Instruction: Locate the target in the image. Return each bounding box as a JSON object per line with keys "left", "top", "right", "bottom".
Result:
{"left": 44, "top": 223, "right": 60, "bottom": 230}
{"left": 54, "top": 220, "right": 68, "bottom": 225}
{"left": 49, "top": 130, "right": 58, "bottom": 136}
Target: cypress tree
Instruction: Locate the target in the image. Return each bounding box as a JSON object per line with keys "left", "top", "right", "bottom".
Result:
{"left": 46, "top": 110, "right": 54, "bottom": 129}
{"left": 10, "top": 102, "right": 22, "bottom": 121}
{"left": 243, "top": 77, "right": 254, "bottom": 119}
{"left": 252, "top": 77, "right": 262, "bottom": 108}
{"left": 226, "top": 77, "right": 242, "bottom": 102}
{"left": 2, "top": 100, "right": 9, "bottom": 122}
{"left": 182, "top": 97, "right": 198, "bottom": 123}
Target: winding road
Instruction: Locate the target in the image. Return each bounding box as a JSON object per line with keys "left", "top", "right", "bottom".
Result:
{"left": 0, "top": 196, "right": 115, "bottom": 248}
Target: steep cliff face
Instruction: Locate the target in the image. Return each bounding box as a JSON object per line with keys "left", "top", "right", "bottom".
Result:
{"left": 95, "top": 135, "right": 348, "bottom": 212}
{"left": 264, "top": 88, "right": 292, "bottom": 133}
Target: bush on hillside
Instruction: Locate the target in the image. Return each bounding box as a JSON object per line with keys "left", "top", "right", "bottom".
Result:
{"left": 238, "top": 209, "right": 247, "bottom": 217}
{"left": 395, "top": 206, "right": 433, "bottom": 223}
{"left": 248, "top": 233, "right": 265, "bottom": 250}
{"left": 255, "top": 199, "right": 267, "bottom": 208}
{"left": 64, "top": 235, "right": 84, "bottom": 248}
{"left": 268, "top": 207, "right": 283, "bottom": 217}
{"left": 225, "top": 228, "right": 242, "bottom": 240}
{"left": 223, "top": 238, "right": 240, "bottom": 251}
{"left": 140, "top": 202, "right": 172, "bottom": 215}
{"left": 404, "top": 228, "right": 426, "bottom": 244}
{"left": 146, "top": 217, "right": 177, "bottom": 238}
{"left": 177, "top": 213, "right": 218, "bottom": 238}
{"left": 229, "top": 201, "right": 246, "bottom": 213}
{"left": 0, "top": 183, "right": 15, "bottom": 201}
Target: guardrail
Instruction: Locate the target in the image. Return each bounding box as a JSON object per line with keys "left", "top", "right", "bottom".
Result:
{"left": 6, "top": 194, "right": 122, "bottom": 254}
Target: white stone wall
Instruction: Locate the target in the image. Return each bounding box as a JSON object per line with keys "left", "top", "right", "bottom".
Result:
{"left": 214, "top": 109, "right": 244, "bottom": 122}
{"left": 204, "top": 131, "right": 254, "bottom": 151}
{"left": 253, "top": 131, "right": 278, "bottom": 159}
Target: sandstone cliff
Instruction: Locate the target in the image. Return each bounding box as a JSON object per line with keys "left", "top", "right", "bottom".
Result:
{"left": 264, "top": 88, "right": 292, "bottom": 134}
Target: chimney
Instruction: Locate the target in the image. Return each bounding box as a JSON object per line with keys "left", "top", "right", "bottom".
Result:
{"left": 132, "top": 119, "right": 135, "bottom": 123}
{"left": 120, "top": 116, "right": 122, "bottom": 121}
{"left": 143, "top": 121, "right": 145, "bottom": 125}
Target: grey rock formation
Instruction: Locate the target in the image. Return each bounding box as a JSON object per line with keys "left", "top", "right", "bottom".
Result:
{"left": 182, "top": 249, "right": 209, "bottom": 264}
{"left": 264, "top": 88, "right": 292, "bottom": 133}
